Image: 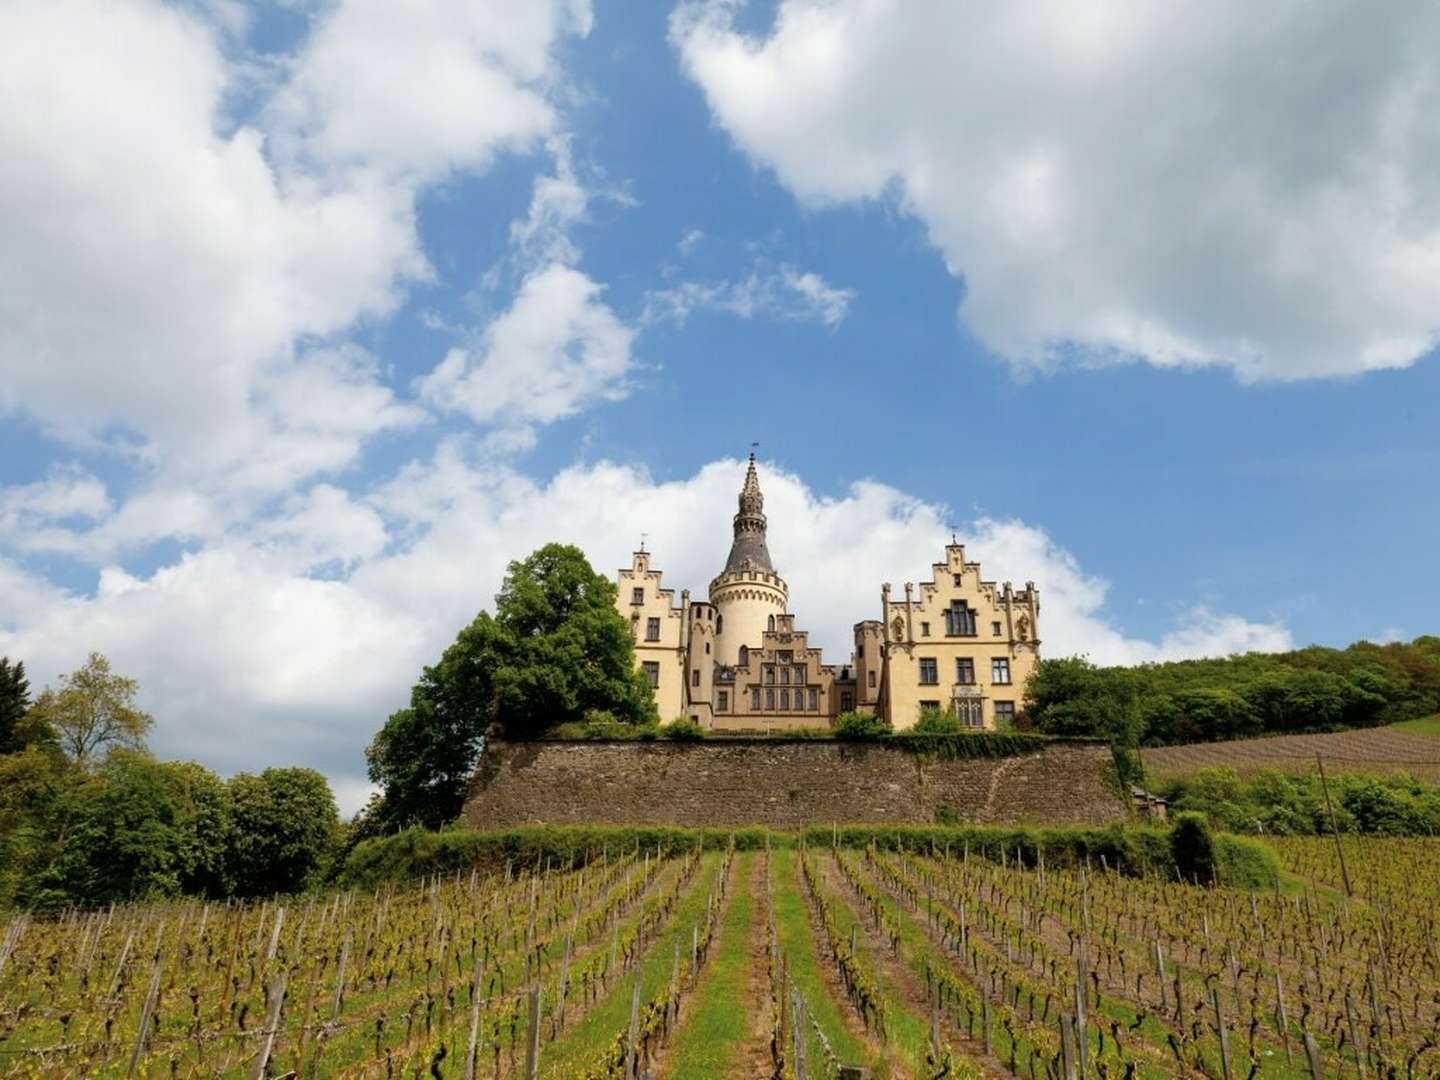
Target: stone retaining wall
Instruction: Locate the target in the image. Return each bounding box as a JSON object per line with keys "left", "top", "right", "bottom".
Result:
{"left": 463, "top": 738, "right": 1127, "bottom": 828}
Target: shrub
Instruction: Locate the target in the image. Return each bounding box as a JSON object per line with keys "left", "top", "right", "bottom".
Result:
{"left": 663, "top": 718, "right": 706, "bottom": 741}
{"left": 833, "top": 711, "right": 892, "bottom": 740}
{"left": 1170, "top": 811, "right": 1217, "bottom": 885}
{"left": 913, "top": 707, "right": 966, "bottom": 734}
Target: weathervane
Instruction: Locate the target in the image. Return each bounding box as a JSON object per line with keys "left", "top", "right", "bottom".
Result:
{"left": 948, "top": 524, "right": 959, "bottom": 546}
{"left": 639, "top": 531, "right": 647, "bottom": 553}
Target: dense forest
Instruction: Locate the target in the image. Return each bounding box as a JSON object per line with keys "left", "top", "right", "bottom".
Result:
{"left": 0, "top": 654, "right": 340, "bottom": 910}
{"left": 1021, "top": 635, "right": 1440, "bottom": 746}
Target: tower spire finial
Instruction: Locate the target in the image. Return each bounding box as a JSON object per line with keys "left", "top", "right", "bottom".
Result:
{"left": 723, "top": 451, "right": 773, "bottom": 574}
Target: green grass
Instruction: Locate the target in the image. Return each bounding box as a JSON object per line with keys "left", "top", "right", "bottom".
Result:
{"left": 770, "top": 847, "right": 873, "bottom": 1072}
{"left": 809, "top": 852, "right": 932, "bottom": 1074}
{"left": 538, "top": 853, "right": 719, "bottom": 1078}
{"left": 1392, "top": 714, "right": 1440, "bottom": 737}
{"left": 664, "top": 852, "right": 755, "bottom": 1077}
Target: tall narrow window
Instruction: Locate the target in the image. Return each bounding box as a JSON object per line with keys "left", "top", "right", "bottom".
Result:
{"left": 717, "top": 690, "right": 729, "bottom": 711}
{"left": 918, "top": 657, "right": 938, "bottom": 684}
{"left": 764, "top": 666, "right": 775, "bottom": 685}
{"left": 779, "top": 689, "right": 789, "bottom": 710}
{"left": 921, "top": 621, "right": 931, "bottom": 637}
{"left": 631, "top": 587, "right": 645, "bottom": 605}
{"left": 956, "top": 657, "right": 975, "bottom": 684}
{"left": 738, "top": 646, "right": 748, "bottom": 667}
{"left": 645, "top": 617, "right": 660, "bottom": 641}
{"left": 840, "top": 691, "right": 854, "bottom": 711}
{"left": 868, "top": 670, "right": 876, "bottom": 688}
{"left": 642, "top": 662, "right": 660, "bottom": 688}
{"left": 809, "top": 688, "right": 819, "bottom": 710}
{"left": 991, "top": 658, "right": 1011, "bottom": 685}
{"left": 765, "top": 688, "right": 775, "bottom": 710}
{"left": 716, "top": 614, "right": 723, "bottom": 634}
{"left": 691, "top": 668, "right": 700, "bottom": 687}
{"left": 992, "top": 621, "right": 1002, "bottom": 636}
{"left": 795, "top": 666, "right": 806, "bottom": 685}
{"left": 945, "top": 601, "right": 977, "bottom": 636}
{"left": 768, "top": 614, "right": 776, "bottom": 632}
{"left": 780, "top": 667, "right": 790, "bottom": 685}
{"left": 957, "top": 697, "right": 983, "bottom": 728}
{"left": 750, "top": 687, "right": 761, "bottom": 709}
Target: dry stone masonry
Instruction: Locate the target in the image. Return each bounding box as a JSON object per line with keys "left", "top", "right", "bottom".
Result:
{"left": 463, "top": 738, "right": 1127, "bottom": 828}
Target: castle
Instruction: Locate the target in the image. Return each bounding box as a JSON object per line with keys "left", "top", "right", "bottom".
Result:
{"left": 615, "top": 455, "right": 1041, "bottom": 732}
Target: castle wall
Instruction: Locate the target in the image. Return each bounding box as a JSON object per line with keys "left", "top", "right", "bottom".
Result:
{"left": 463, "top": 738, "right": 1127, "bottom": 828}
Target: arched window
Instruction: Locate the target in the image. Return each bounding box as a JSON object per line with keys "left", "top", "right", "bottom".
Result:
{"left": 716, "top": 613, "right": 723, "bottom": 634}
{"left": 767, "top": 614, "right": 776, "bottom": 632}
{"left": 738, "top": 646, "right": 749, "bottom": 667}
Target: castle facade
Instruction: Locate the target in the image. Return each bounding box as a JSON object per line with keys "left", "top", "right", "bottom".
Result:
{"left": 616, "top": 456, "right": 1040, "bottom": 732}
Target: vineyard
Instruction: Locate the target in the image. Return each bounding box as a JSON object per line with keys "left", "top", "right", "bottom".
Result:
{"left": 1141, "top": 727, "right": 1440, "bottom": 782}
{"left": 2, "top": 834, "right": 1440, "bottom": 1078}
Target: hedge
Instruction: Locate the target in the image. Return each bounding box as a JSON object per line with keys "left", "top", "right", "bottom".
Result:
{"left": 339, "top": 821, "right": 1278, "bottom": 890}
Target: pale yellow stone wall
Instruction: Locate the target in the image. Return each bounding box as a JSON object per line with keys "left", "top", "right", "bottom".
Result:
{"left": 880, "top": 543, "right": 1040, "bottom": 731}
{"left": 709, "top": 569, "right": 787, "bottom": 666}
{"left": 615, "top": 551, "right": 686, "bottom": 722}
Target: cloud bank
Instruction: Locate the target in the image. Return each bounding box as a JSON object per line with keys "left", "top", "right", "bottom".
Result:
{"left": 673, "top": 0, "right": 1440, "bottom": 380}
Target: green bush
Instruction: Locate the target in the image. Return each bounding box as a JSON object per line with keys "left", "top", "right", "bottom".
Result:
{"left": 913, "top": 707, "right": 965, "bottom": 734}
{"left": 833, "top": 711, "right": 893, "bottom": 740}
{"left": 1211, "top": 834, "right": 1282, "bottom": 889}
{"left": 663, "top": 718, "right": 706, "bottom": 741}
{"left": 1169, "top": 811, "right": 1217, "bottom": 885}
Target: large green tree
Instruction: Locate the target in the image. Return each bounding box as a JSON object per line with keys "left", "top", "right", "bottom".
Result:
{"left": 27, "top": 653, "right": 153, "bottom": 765}
{"left": 367, "top": 543, "right": 656, "bottom": 828}
{"left": 227, "top": 767, "right": 340, "bottom": 897}
{"left": 0, "top": 657, "right": 42, "bottom": 753}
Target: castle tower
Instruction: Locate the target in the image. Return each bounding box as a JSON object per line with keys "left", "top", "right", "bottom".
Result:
{"left": 709, "top": 453, "right": 788, "bottom": 666}
{"left": 685, "top": 602, "right": 718, "bottom": 727}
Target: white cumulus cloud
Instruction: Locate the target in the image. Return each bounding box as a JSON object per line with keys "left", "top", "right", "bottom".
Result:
{"left": 672, "top": 0, "right": 1440, "bottom": 380}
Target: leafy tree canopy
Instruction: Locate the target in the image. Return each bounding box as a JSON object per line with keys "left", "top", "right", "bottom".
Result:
{"left": 27, "top": 653, "right": 153, "bottom": 765}
{"left": 227, "top": 767, "right": 340, "bottom": 898}
{"left": 1023, "top": 635, "right": 1438, "bottom": 748}
{"left": 0, "top": 657, "right": 50, "bottom": 754}
{"left": 367, "top": 543, "right": 657, "bottom": 829}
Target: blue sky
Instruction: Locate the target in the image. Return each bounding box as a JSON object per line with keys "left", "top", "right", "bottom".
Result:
{"left": 2, "top": 0, "right": 1438, "bottom": 808}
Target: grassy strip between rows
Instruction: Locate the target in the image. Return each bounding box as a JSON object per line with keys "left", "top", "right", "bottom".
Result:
{"left": 538, "top": 852, "right": 719, "bottom": 1078}
{"left": 661, "top": 851, "right": 755, "bottom": 1078}
{"left": 806, "top": 851, "right": 935, "bottom": 1076}
{"left": 770, "top": 848, "right": 873, "bottom": 1073}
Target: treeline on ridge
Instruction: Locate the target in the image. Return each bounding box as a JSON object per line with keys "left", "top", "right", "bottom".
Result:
{"left": 1022, "top": 635, "right": 1440, "bottom": 746}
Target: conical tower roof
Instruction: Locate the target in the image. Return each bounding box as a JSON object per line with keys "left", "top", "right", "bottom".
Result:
{"left": 722, "top": 452, "right": 774, "bottom": 574}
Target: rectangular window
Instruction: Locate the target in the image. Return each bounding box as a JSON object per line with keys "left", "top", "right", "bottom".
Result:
{"left": 645, "top": 617, "right": 660, "bottom": 641}
{"left": 840, "top": 691, "right": 854, "bottom": 711}
{"left": 691, "top": 668, "right": 700, "bottom": 687}
{"left": 857, "top": 643, "right": 865, "bottom": 658}
{"left": 764, "top": 666, "right": 775, "bottom": 684}
{"left": 994, "top": 700, "right": 1016, "bottom": 727}
{"left": 781, "top": 667, "right": 790, "bottom": 685}
{"left": 794, "top": 666, "right": 806, "bottom": 685}
{"left": 956, "top": 697, "right": 983, "bottom": 728}
{"left": 918, "top": 657, "right": 938, "bottom": 684}
{"left": 779, "top": 689, "right": 790, "bottom": 710}
{"left": 953, "top": 573, "right": 962, "bottom": 587}
{"left": 991, "top": 658, "right": 1011, "bottom": 685}
{"left": 945, "top": 601, "right": 977, "bottom": 636}
{"left": 718, "top": 690, "right": 729, "bottom": 712}
{"left": 956, "top": 657, "right": 975, "bottom": 684}
{"left": 631, "top": 587, "right": 644, "bottom": 605}
{"left": 808, "top": 688, "right": 819, "bottom": 711}
{"left": 921, "top": 621, "right": 931, "bottom": 637}
{"left": 868, "top": 670, "right": 876, "bottom": 688}
{"left": 778, "top": 650, "right": 793, "bottom": 663}
{"left": 765, "top": 688, "right": 775, "bottom": 710}
{"left": 992, "top": 621, "right": 1002, "bottom": 636}
{"left": 920, "top": 700, "right": 941, "bottom": 713}
{"left": 751, "top": 687, "right": 761, "bottom": 709}
{"left": 642, "top": 661, "right": 660, "bottom": 688}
